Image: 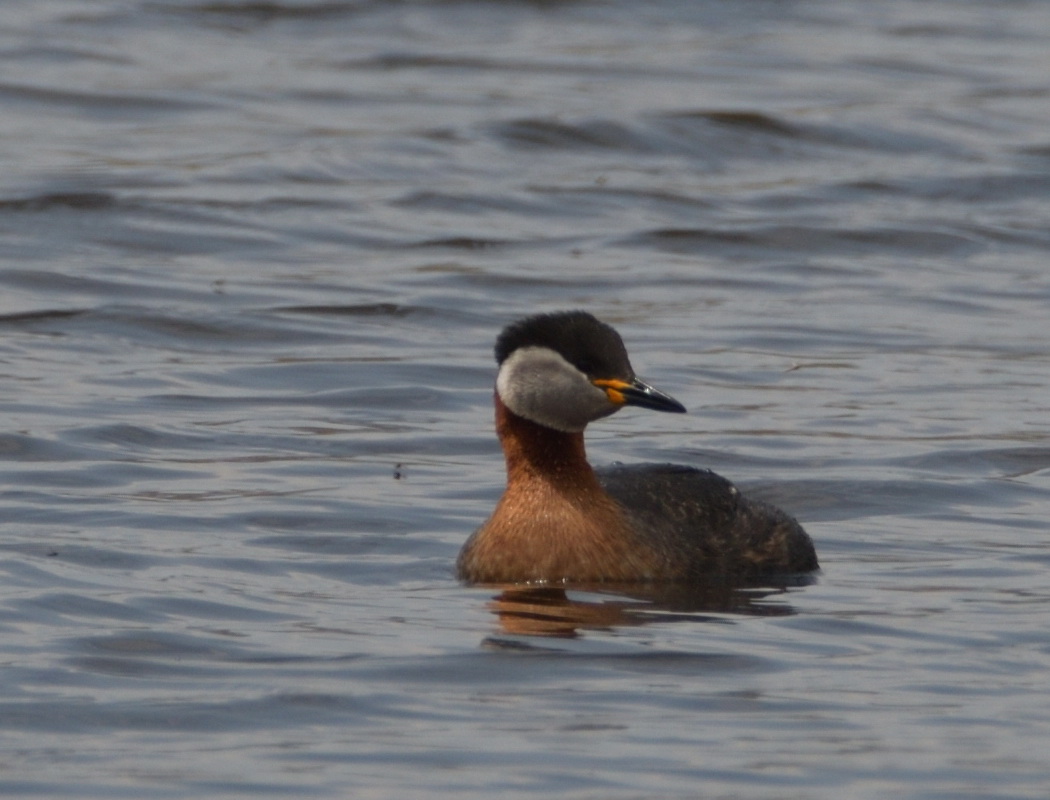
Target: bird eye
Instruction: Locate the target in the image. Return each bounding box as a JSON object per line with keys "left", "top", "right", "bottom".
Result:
{"left": 574, "top": 359, "right": 596, "bottom": 376}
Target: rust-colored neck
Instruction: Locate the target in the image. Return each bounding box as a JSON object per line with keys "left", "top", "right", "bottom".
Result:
{"left": 493, "top": 392, "right": 598, "bottom": 491}
{"left": 456, "top": 392, "right": 661, "bottom": 584}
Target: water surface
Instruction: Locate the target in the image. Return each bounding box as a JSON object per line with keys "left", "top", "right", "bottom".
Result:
{"left": 2, "top": 0, "right": 1049, "bottom": 797}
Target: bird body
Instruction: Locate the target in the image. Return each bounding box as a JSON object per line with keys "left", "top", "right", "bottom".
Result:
{"left": 457, "top": 311, "right": 817, "bottom": 584}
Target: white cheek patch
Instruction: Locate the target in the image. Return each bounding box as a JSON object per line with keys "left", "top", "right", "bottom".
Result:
{"left": 496, "top": 347, "right": 616, "bottom": 432}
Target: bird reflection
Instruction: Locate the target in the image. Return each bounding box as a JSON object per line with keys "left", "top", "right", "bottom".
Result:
{"left": 481, "top": 578, "right": 812, "bottom": 639}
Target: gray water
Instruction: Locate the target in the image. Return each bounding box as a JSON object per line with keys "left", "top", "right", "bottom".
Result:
{"left": 2, "top": 0, "right": 1050, "bottom": 797}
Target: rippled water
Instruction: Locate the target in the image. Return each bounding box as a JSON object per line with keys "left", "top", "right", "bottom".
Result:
{"left": 2, "top": 0, "right": 1050, "bottom": 797}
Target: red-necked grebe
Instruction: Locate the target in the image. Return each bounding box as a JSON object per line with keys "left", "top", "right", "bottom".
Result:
{"left": 456, "top": 311, "right": 818, "bottom": 584}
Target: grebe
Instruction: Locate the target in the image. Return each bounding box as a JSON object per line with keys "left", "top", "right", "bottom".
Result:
{"left": 456, "top": 310, "right": 818, "bottom": 584}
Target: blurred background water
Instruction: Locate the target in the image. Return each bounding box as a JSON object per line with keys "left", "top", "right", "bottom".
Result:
{"left": 1, "top": 0, "right": 1049, "bottom": 797}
